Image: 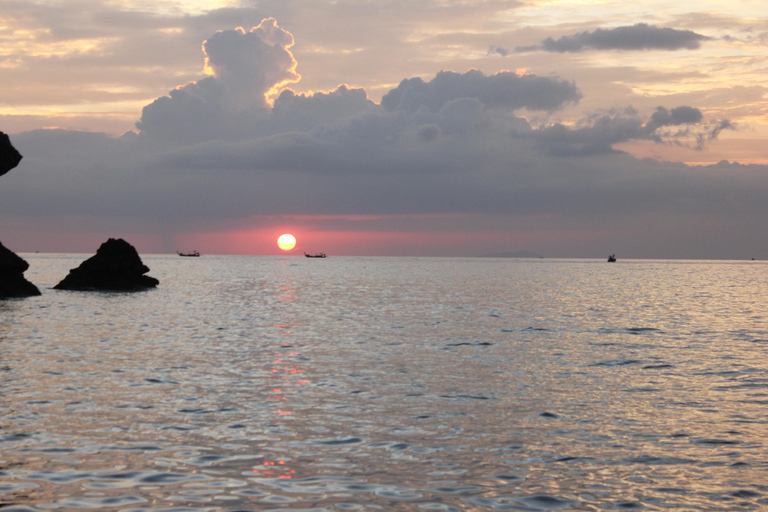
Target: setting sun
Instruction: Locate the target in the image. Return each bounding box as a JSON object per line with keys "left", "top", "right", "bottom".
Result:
{"left": 277, "top": 233, "right": 297, "bottom": 251}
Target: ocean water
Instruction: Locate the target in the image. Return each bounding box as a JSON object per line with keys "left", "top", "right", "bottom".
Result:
{"left": 1, "top": 255, "right": 767, "bottom": 511}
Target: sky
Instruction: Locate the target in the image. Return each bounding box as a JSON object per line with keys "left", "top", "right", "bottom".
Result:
{"left": 1, "top": 0, "right": 768, "bottom": 258}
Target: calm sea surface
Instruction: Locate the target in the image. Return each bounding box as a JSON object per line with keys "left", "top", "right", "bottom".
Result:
{"left": 1, "top": 255, "right": 767, "bottom": 511}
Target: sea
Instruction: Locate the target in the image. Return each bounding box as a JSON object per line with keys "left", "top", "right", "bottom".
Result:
{"left": 1, "top": 255, "right": 767, "bottom": 511}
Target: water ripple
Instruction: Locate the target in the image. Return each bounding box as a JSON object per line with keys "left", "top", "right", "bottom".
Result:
{"left": 3, "top": 256, "right": 768, "bottom": 511}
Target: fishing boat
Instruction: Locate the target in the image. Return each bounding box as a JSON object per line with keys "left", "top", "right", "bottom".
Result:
{"left": 177, "top": 250, "right": 200, "bottom": 257}
{"left": 607, "top": 254, "right": 616, "bottom": 262}
{"left": 304, "top": 252, "right": 326, "bottom": 258}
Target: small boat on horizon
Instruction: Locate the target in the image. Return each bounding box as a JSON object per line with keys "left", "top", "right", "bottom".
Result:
{"left": 177, "top": 250, "right": 200, "bottom": 257}
{"left": 304, "top": 252, "right": 326, "bottom": 258}
{"left": 607, "top": 254, "right": 617, "bottom": 262}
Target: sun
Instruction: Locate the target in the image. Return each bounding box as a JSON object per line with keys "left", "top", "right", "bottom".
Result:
{"left": 277, "top": 233, "right": 297, "bottom": 251}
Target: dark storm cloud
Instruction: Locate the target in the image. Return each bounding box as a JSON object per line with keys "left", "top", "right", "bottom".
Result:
{"left": 517, "top": 23, "right": 710, "bottom": 53}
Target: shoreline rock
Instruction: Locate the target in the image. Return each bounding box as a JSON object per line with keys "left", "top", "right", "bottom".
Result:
{"left": 54, "top": 238, "right": 159, "bottom": 291}
{"left": 0, "top": 133, "right": 39, "bottom": 298}
{"left": 0, "top": 131, "right": 23, "bottom": 177}
{"left": 0, "top": 241, "right": 42, "bottom": 298}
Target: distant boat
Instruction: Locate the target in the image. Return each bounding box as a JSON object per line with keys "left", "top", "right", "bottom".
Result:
{"left": 607, "top": 254, "right": 616, "bottom": 262}
{"left": 304, "top": 252, "right": 326, "bottom": 258}
{"left": 177, "top": 250, "right": 200, "bottom": 257}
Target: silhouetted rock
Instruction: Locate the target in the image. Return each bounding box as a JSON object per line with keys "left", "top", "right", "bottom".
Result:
{"left": 54, "top": 238, "right": 159, "bottom": 291}
{"left": 0, "top": 131, "right": 23, "bottom": 177}
{"left": 0, "top": 135, "right": 38, "bottom": 297}
{"left": 0, "top": 240, "right": 41, "bottom": 298}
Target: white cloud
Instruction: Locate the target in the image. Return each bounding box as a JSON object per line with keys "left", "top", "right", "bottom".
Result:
{"left": 202, "top": 18, "right": 300, "bottom": 107}
{"left": 136, "top": 18, "right": 301, "bottom": 144}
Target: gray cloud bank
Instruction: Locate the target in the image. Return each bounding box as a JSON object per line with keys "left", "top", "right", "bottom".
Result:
{"left": 3, "top": 18, "right": 762, "bottom": 258}
{"left": 516, "top": 23, "right": 710, "bottom": 53}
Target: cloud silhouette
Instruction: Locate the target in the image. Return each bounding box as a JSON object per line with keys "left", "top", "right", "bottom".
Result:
{"left": 528, "top": 106, "right": 732, "bottom": 156}
{"left": 517, "top": 23, "right": 710, "bottom": 53}
{"left": 136, "top": 18, "right": 299, "bottom": 144}
{"left": 381, "top": 69, "right": 581, "bottom": 113}
{"left": 202, "top": 18, "right": 300, "bottom": 107}
{"left": 487, "top": 45, "right": 510, "bottom": 57}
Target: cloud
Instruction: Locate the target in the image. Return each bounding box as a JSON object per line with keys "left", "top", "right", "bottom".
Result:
{"left": 380, "top": 69, "right": 582, "bottom": 113}
{"left": 487, "top": 45, "right": 509, "bottom": 57}
{"left": 645, "top": 106, "right": 703, "bottom": 131}
{"left": 642, "top": 106, "right": 736, "bottom": 150}
{"left": 271, "top": 85, "right": 379, "bottom": 132}
{"left": 0, "top": 18, "right": 760, "bottom": 258}
{"left": 531, "top": 114, "right": 645, "bottom": 156}
{"left": 202, "top": 18, "right": 300, "bottom": 107}
{"left": 517, "top": 23, "right": 710, "bottom": 53}
{"left": 135, "top": 18, "right": 299, "bottom": 144}
{"left": 528, "top": 106, "right": 733, "bottom": 156}
{"left": 696, "top": 119, "right": 734, "bottom": 150}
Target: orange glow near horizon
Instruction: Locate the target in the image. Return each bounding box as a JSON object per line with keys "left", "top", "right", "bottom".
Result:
{"left": 168, "top": 224, "right": 559, "bottom": 257}
{"left": 3, "top": 213, "right": 607, "bottom": 257}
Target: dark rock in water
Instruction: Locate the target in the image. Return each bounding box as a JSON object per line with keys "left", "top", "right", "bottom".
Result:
{"left": 0, "top": 131, "right": 23, "bottom": 177}
{"left": 54, "top": 238, "right": 159, "bottom": 291}
{"left": 0, "top": 240, "right": 41, "bottom": 298}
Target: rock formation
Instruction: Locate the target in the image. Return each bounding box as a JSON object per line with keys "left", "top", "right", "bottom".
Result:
{"left": 0, "top": 133, "right": 39, "bottom": 298}
{"left": 0, "top": 241, "right": 42, "bottom": 298}
{"left": 0, "top": 131, "right": 22, "bottom": 177}
{"left": 54, "top": 238, "right": 159, "bottom": 291}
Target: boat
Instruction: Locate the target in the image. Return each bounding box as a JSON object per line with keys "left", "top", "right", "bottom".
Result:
{"left": 177, "top": 250, "right": 200, "bottom": 257}
{"left": 607, "top": 254, "right": 616, "bottom": 262}
{"left": 304, "top": 252, "right": 326, "bottom": 258}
